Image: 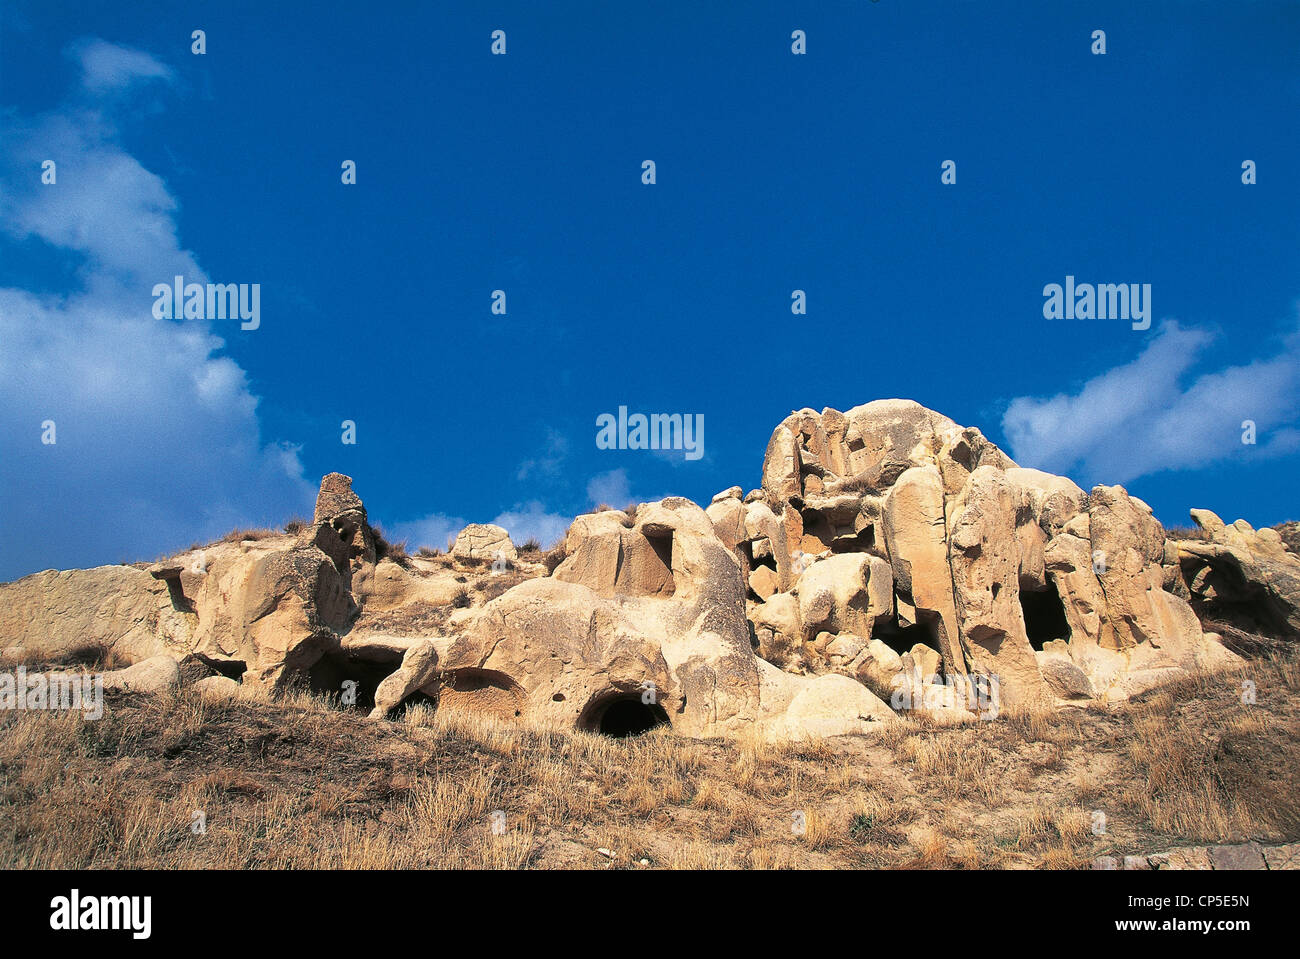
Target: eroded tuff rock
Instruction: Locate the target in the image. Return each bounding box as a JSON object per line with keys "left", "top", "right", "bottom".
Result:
{"left": 1167, "top": 509, "right": 1300, "bottom": 643}
{"left": 717, "top": 399, "right": 1244, "bottom": 716}
{"left": 451, "top": 524, "right": 517, "bottom": 562}
{"left": 436, "top": 498, "right": 895, "bottom": 739}
{"left": 3, "top": 398, "right": 1290, "bottom": 738}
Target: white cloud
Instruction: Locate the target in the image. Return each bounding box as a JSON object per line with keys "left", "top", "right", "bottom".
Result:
{"left": 73, "top": 39, "right": 172, "bottom": 93}
{"left": 586, "top": 468, "right": 631, "bottom": 507}
{"left": 516, "top": 428, "right": 568, "bottom": 481}
{"left": 0, "top": 42, "right": 312, "bottom": 579}
{"left": 389, "top": 512, "right": 466, "bottom": 554}
{"left": 491, "top": 502, "right": 571, "bottom": 549}
{"left": 1002, "top": 320, "right": 1300, "bottom": 486}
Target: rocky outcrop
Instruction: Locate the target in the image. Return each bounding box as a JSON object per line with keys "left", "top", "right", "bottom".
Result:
{"left": 716, "top": 399, "right": 1243, "bottom": 716}
{"left": 2, "top": 398, "right": 1288, "bottom": 739}
{"left": 435, "top": 497, "right": 895, "bottom": 740}
{"left": 1167, "top": 509, "right": 1300, "bottom": 641}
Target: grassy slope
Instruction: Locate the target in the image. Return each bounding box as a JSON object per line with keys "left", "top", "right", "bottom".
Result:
{"left": 2, "top": 655, "right": 1297, "bottom": 869}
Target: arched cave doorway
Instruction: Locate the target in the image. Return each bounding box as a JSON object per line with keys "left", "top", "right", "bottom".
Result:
{"left": 577, "top": 691, "right": 670, "bottom": 738}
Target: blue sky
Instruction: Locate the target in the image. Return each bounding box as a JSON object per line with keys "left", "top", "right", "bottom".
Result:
{"left": 1, "top": 1, "right": 1298, "bottom": 581}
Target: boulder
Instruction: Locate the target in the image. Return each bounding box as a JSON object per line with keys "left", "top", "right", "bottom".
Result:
{"left": 369, "top": 639, "right": 440, "bottom": 718}
{"left": 451, "top": 524, "right": 517, "bottom": 562}
{"left": 103, "top": 655, "right": 181, "bottom": 695}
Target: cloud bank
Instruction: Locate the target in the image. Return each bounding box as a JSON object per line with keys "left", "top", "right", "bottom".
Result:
{"left": 0, "top": 41, "right": 312, "bottom": 580}
{"left": 1002, "top": 320, "right": 1300, "bottom": 487}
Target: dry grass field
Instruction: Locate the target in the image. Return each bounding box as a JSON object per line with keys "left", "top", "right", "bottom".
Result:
{"left": 1, "top": 653, "right": 1297, "bottom": 869}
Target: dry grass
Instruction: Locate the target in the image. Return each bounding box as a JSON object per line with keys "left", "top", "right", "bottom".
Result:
{"left": 1, "top": 654, "right": 1296, "bottom": 869}
{"left": 219, "top": 527, "right": 280, "bottom": 544}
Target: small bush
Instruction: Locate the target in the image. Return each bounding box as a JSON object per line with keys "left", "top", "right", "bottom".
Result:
{"left": 1166, "top": 525, "right": 1212, "bottom": 542}
{"left": 518, "top": 538, "right": 541, "bottom": 554}
{"left": 371, "top": 525, "right": 412, "bottom": 568}
{"left": 283, "top": 516, "right": 308, "bottom": 534}
{"left": 417, "top": 546, "right": 442, "bottom": 558}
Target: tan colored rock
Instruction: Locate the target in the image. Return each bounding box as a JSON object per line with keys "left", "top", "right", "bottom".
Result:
{"left": 793, "top": 553, "right": 882, "bottom": 641}
{"left": 0, "top": 564, "right": 194, "bottom": 666}
{"left": 881, "top": 465, "right": 964, "bottom": 674}
{"left": 909, "top": 643, "right": 941, "bottom": 680}
{"left": 192, "top": 675, "right": 246, "bottom": 702}
{"left": 748, "top": 565, "right": 779, "bottom": 600}
{"left": 1174, "top": 508, "right": 1300, "bottom": 636}
{"left": 946, "top": 466, "right": 1048, "bottom": 706}
{"left": 711, "top": 486, "right": 742, "bottom": 504}
{"left": 451, "top": 523, "right": 517, "bottom": 562}
{"left": 103, "top": 655, "right": 181, "bottom": 695}
{"left": 756, "top": 664, "right": 895, "bottom": 740}
{"left": 369, "top": 639, "right": 440, "bottom": 718}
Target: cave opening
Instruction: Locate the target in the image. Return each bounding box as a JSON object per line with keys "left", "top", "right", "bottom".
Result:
{"left": 578, "top": 692, "right": 670, "bottom": 738}
{"left": 305, "top": 655, "right": 397, "bottom": 710}
{"left": 1019, "top": 581, "right": 1071, "bottom": 650}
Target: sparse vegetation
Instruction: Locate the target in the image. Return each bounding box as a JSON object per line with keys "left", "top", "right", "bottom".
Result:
{"left": 1, "top": 653, "right": 1294, "bottom": 869}
{"left": 219, "top": 527, "right": 280, "bottom": 544}
{"left": 371, "top": 525, "right": 412, "bottom": 568}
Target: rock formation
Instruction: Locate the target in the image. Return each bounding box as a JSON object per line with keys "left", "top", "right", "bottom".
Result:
{"left": 2, "top": 399, "right": 1291, "bottom": 739}
{"left": 719, "top": 400, "right": 1245, "bottom": 715}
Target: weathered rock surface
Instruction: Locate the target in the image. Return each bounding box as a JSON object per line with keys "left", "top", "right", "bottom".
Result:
{"left": 2, "top": 398, "right": 1290, "bottom": 740}
{"left": 742, "top": 399, "right": 1247, "bottom": 713}
{"left": 437, "top": 497, "right": 894, "bottom": 740}
{"left": 1168, "top": 509, "right": 1300, "bottom": 640}
{"left": 102, "top": 655, "right": 181, "bottom": 695}
{"left": 451, "top": 524, "right": 517, "bottom": 562}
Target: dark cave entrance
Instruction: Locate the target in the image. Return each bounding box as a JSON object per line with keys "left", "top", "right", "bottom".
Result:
{"left": 578, "top": 692, "right": 670, "bottom": 738}
{"left": 305, "top": 655, "right": 397, "bottom": 711}
{"left": 1019, "top": 580, "right": 1071, "bottom": 650}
